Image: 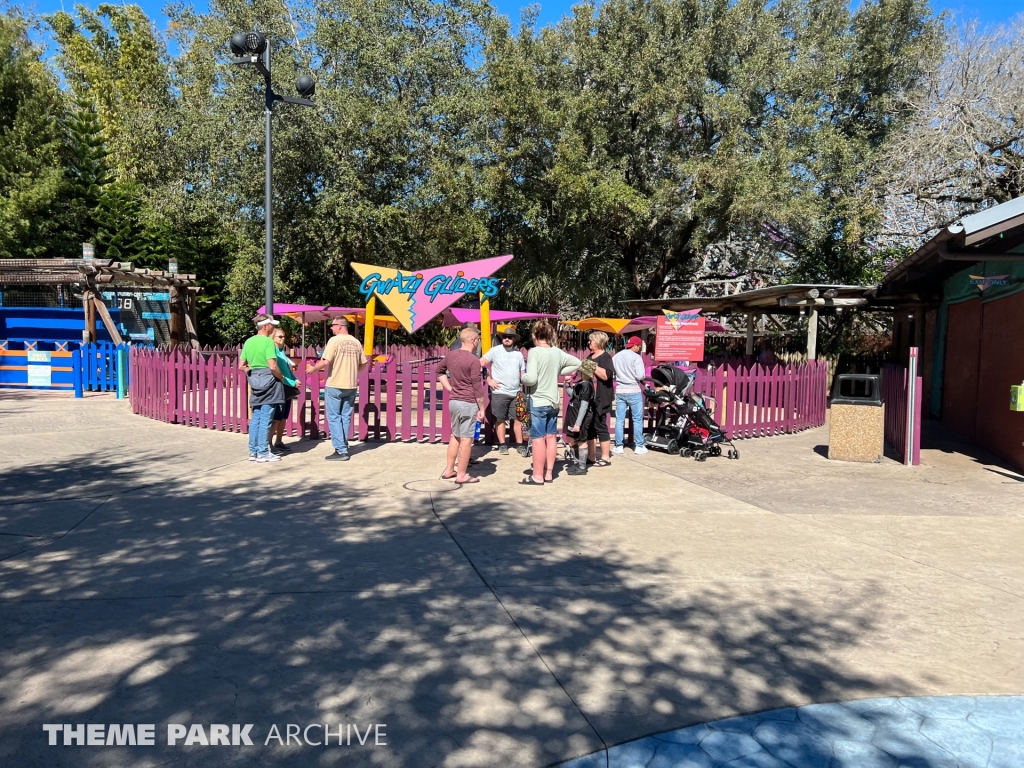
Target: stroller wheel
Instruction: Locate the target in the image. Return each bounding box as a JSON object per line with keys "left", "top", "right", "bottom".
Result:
{"left": 695, "top": 451, "right": 707, "bottom": 462}
{"left": 666, "top": 439, "right": 679, "bottom": 455}
{"left": 680, "top": 447, "right": 692, "bottom": 458}
{"left": 709, "top": 445, "right": 722, "bottom": 457}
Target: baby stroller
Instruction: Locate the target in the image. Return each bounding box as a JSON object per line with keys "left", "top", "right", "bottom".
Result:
{"left": 644, "top": 364, "right": 739, "bottom": 461}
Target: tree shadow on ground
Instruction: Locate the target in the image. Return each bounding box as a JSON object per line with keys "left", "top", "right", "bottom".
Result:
{"left": 0, "top": 446, "right": 913, "bottom": 768}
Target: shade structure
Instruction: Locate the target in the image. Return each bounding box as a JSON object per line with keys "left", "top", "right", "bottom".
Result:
{"left": 442, "top": 308, "right": 559, "bottom": 327}
{"left": 564, "top": 315, "right": 729, "bottom": 334}
{"left": 255, "top": 304, "right": 378, "bottom": 324}
{"left": 256, "top": 303, "right": 330, "bottom": 323}
{"left": 565, "top": 316, "right": 658, "bottom": 335}
{"left": 345, "top": 313, "right": 401, "bottom": 331}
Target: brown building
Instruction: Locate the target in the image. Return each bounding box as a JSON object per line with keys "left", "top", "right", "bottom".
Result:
{"left": 880, "top": 196, "right": 1024, "bottom": 472}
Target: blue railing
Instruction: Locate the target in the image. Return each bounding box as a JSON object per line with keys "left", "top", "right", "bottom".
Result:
{"left": 0, "top": 340, "right": 130, "bottom": 397}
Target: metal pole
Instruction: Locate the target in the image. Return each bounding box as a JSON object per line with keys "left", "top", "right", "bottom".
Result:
{"left": 264, "top": 41, "right": 274, "bottom": 317}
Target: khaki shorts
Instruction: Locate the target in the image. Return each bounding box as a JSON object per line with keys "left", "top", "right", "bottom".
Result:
{"left": 449, "top": 400, "right": 478, "bottom": 439}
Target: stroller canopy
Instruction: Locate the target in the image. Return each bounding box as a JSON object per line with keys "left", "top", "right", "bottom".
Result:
{"left": 651, "top": 364, "right": 692, "bottom": 392}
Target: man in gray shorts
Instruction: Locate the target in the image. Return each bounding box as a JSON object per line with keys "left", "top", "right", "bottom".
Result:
{"left": 482, "top": 328, "right": 527, "bottom": 456}
{"left": 437, "top": 327, "right": 486, "bottom": 484}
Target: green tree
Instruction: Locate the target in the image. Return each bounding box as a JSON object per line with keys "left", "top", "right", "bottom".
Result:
{"left": 477, "top": 0, "right": 940, "bottom": 311}
{"left": 0, "top": 11, "right": 66, "bottom": 258}
{"left": 94, "top": 181, "right": 141, "bottom": 260}
{"left": 47, "top": 4, "right": 175, "bottom": 183}
{"left": 61, "top": 97, "right": 112, "bottom": 247}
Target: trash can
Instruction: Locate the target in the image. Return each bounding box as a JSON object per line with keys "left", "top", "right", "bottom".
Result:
{"left": 828, "top": 374, "right": 884, "bottom": 462}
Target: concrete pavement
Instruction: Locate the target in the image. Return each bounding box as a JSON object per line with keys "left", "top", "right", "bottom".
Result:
{"left": 0, "top": 393, "right": 1021, "bottom": 767}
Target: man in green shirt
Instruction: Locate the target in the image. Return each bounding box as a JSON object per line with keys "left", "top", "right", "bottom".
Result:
{"left": 240, "top": 315, "right": 285, "bottom": 462}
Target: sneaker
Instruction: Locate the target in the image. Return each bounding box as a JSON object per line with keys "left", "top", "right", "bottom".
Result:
{"left": 325, "top": 451, "right": 350, "bottom": 461}
{"left": 516, "top": 444, "right": 530, "bottom": 458}
{"left": 273, "top": 442, "right": 291, "bottom": 452}
{"left": 634, "top": 445, "right": 649, "bottom": 455}
{"left": 498, "top": 445, "right": 509, "bottom": 455}
{"left": 566, "top": 464, "right": 588, "bottom": 476}
{"left": 256, "top": 453, "right": 282, "bottom": 463}
{"left": 248, "top": 453, "right": 257, "bottom": 461}
{"left": 612, "top": 445, "right": 624, "bottom": 455}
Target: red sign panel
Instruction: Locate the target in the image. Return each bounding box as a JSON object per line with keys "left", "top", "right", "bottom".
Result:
{"left": 655, "top": 314, "right": 705, "bottom": 362}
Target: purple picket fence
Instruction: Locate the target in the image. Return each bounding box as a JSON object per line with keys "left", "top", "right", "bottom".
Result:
{"left": 130, "top": 347, "right": 828, "bottom": 443}
{"left": 882, "top": 355, "right": 922, "bottom": 466}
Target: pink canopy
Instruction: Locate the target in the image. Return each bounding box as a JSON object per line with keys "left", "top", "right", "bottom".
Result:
{"left": 257, "top": 304, "right": 368, "bottom": 324}
{"left": 442, "top": 308, "right": 559, "bottom": 328}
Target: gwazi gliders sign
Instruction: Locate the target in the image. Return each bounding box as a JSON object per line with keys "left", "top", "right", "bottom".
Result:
{"left": 350, "top": 254, "right": 513, "bottom": 333}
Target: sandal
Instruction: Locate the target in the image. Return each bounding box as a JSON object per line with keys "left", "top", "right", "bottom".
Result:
{"left": 589, "top": 459, "right": 610, "bottom": 467}
{"left": 455, "top": 476, "right": 480, "bottom": 484}
{"left": 518, "top": 476, "right": 545, "bottom": 486}
{"left": 440, "top": 471, "right": 457, "bottom": 480}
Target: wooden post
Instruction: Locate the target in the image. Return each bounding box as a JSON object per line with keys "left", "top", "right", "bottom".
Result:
{"left": 745, "top": 314, "right": 755, "bottom": 357}
{"left": 185, "top": 288, "right": 201, "bottom": 349}
{"left": 480, "top": 295, "right": 491, "bottom": 353}
{"left": 806, "top": 308, "right": 818, "bottom": 361}
{"left": 183, "top": 308, "right": 200, "bottom": 350}
{"left": 363, "top": 296, "right": 376, "bottom": 356}
{"left": 82, "top": 290, "right": 95, "bottom": 343}
{"left": 169, "top": 285, "right": 182, "bottom": 346}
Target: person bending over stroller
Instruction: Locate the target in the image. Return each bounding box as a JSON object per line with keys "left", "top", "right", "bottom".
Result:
{"left": 564, "top": 359, "right": 598, "bottom": 476}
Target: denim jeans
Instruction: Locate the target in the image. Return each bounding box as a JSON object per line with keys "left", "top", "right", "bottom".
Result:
{"left": 325, "top": 387, "right": 357, "bottom": 454}
{"left": 529, "top": 405, "right": 559, "bottom": 439}
{"left": 248, "top": 404, "right": 276, "bottom": 457}
{"left": 614, "top": 392, "right": 646, "bottom": 448}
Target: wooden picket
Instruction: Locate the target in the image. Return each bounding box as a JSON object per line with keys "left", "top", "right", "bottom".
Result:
{"left": 129, "top": 347, "right": 828, "bottom": 443}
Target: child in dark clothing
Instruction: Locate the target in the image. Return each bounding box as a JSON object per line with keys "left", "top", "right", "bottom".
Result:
{"left": 564, "top": 359, "right": 598, "bottom": 476}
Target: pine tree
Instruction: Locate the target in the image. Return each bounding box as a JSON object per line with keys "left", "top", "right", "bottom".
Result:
{"left": 63, "top": 97, "right": 111, "bottom": 246}
{"left": 95, "top": 182, "right": 142, "bottom": 261}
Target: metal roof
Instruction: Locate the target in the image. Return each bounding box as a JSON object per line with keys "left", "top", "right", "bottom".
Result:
{"left": 880, "top": 195, "right": 1024, "bottom": 296}
{"left": 627, "top": 284, "right": 884, "bottom": 316}
{"left": 958, "top": 196, "right": 1024, "bottom": 240}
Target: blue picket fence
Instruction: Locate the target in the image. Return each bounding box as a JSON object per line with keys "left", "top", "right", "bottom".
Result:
{"left": 80, "top": 342, "right": 129, "bottom": 394}
{"left": 0, "top": 340, "right": 130, "bottom": 396}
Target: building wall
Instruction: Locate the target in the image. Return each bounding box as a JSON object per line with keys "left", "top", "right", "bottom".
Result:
{"left": 975, "top": 291, "right": 1024, "bottom": 471}
{"left": 942, "top": 300, "right": 982, "bottom": 441}
{"left": 940, "top": 277, "right": 1024, "bottom": 473}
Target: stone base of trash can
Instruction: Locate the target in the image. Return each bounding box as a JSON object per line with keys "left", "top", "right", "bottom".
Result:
{"left": 828, "top": 403, "right": 884, "bottom": 462}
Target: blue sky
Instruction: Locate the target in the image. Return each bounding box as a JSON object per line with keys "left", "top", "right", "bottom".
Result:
{"left": 23, "top": 0, "right": 1022, "bottom": 44}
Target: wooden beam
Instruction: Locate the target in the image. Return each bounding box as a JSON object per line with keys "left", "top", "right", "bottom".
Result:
{"left": 745, "top": 314, "right": 755, "bottom": 356}
{"left": 0, "top": 273, "right": 84, "bottom": 284}
{"left": 92, "top": 296, "right": 124, "bottom": 345}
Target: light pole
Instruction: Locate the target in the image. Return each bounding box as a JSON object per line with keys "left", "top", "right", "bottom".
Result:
{"left": 228, "top": 31, "right": 316, "bottom": 315}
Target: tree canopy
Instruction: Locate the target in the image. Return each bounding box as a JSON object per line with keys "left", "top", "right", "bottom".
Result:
{"left": 0, "top": 0, "right": 952, "bottom": 342}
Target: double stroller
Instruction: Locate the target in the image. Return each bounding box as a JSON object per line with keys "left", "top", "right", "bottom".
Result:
{"left": 644, "top": 364, "right": 739, "bottom": 461}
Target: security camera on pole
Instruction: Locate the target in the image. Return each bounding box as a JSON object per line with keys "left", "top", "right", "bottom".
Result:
{"left": 228, "top": 31, "right": 316, "bottom": 315}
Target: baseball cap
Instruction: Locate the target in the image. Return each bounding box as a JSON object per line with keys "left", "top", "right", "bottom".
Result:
{"left": 626, "top": 336, "right": 642, "bottom": 348}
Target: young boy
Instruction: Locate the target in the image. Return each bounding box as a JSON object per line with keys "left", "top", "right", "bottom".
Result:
{"left": 564, "top": 359, "right": 598, "bottom": 476}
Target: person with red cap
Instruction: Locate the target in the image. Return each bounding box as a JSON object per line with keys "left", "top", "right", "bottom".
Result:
{"left": 612, "top": 335, "right": 648, "bottom": 455}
